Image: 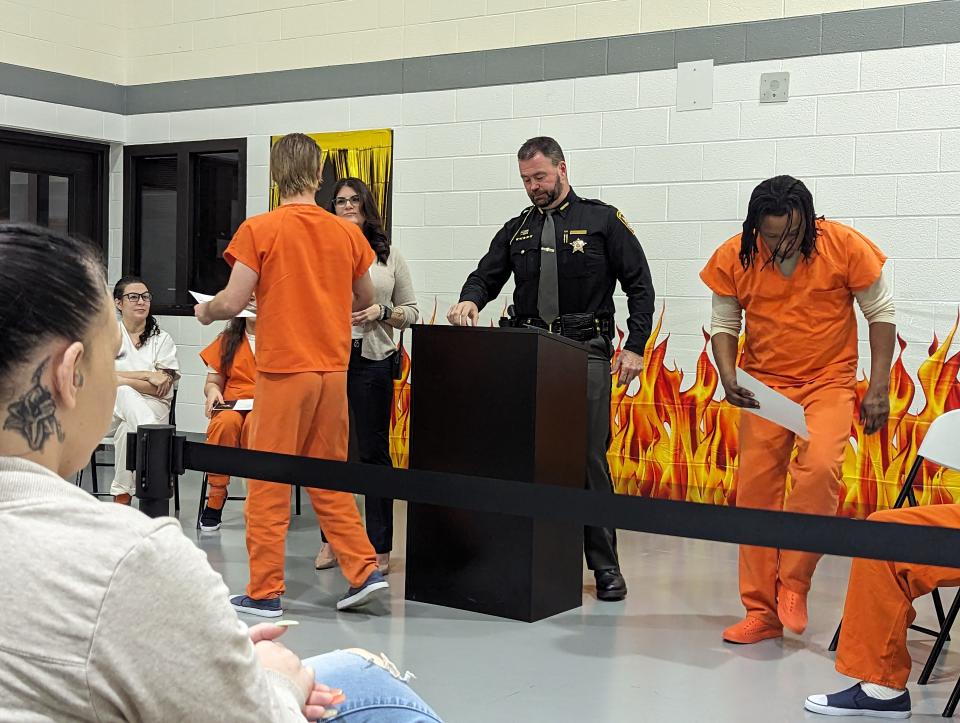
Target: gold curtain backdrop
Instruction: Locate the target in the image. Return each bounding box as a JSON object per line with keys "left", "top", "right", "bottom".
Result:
{"left": 269, "top": 129, "right": 393, "bottom": 231}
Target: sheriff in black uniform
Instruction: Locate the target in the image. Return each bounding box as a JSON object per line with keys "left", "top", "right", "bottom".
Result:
{"left": 447, "top": 136, "right": 655, "bottom": 601}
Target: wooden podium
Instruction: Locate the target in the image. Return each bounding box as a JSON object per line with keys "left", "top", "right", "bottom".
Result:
{"left": 404, "top": 325, "right": 587, "bottom": 622}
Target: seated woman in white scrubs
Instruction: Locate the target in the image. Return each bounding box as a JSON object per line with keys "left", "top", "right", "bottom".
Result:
{"left": 110, "top": 276, "right": 179, "bottom": 503}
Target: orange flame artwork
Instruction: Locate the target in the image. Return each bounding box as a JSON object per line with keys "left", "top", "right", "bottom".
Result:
{"left": 389, "top": 305, "right": 960, "bottom": 518}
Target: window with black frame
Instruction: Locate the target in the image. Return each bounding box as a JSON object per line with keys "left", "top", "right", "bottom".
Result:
{"left": 124, "top": 139, "right": 246, "bottom": 315}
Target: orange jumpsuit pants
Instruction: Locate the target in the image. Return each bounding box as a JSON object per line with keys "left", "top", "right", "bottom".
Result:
{"left": 836, "top": 504, "right": 960, "bottom": 689}
{"left": 737, "top": 381, "right": 856, "bottom": 625}
{"left": 245, "top": 371, "right": 378, "bottom": 598}
{"left": 204, "top": 410, "right": 252, "bottom": 509}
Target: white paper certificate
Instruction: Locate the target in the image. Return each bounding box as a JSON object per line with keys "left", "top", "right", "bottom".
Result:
{"left": 190, "top": 290, "right": 256, "bottom": 318}
{"left": 735, "top": 369, "right": 810, "bottom": 440}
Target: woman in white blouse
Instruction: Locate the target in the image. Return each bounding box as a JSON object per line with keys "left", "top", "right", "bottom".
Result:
{"left": 110, "top": 276, "right": 179, "bottom": 503}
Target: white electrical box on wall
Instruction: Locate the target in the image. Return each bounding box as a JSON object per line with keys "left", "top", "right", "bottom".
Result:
{"left": 676, "top": 59, "right": 714, "bottom": 112}
{"left": 760, "top": 72, "right": 790, "bottom": 103}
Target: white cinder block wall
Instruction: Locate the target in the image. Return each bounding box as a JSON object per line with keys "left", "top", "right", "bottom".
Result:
{"left": 129, "top": 43, "right": 960, "bottom": 432}
{"left": 3, "top": 43, "right": 960, "bottom": 433}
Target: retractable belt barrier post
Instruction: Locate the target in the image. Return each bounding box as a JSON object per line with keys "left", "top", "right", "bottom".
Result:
{"left": 130, "top": 424, "right": 960, "bottom": 569}
{"left": 130, "top": 424, "right": 179, "bottom": 518}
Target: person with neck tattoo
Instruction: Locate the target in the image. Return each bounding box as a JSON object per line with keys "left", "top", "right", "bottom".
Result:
{"left": 109, "top": 276, "right": 179, "bottom": 505}
{"left": 0, "top": 223, "right": 442, "bottom": 722}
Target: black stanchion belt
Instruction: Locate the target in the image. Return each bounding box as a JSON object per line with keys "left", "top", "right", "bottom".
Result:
{"left": 183, "top": 440, "right": 960, "bottom": 569}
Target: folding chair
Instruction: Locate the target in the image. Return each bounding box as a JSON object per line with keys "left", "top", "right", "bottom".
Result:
{"left": 196, "top": 472, "right": 302, "bottom": 530}
{"left": 76, "top": 388, "right": 181, "bottom": 511}
{"left": 827, "top": 409, "right": 960, "bottom": 717}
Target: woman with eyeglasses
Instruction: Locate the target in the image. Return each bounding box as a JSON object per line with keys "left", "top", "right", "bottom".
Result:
{"left": 315, "top": 178, "right": 419, "bottom": 574}
{"left": 110, "top": 276, "right": 179, "bottom": 504}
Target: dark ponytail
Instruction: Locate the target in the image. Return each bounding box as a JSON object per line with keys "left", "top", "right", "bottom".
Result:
{"left": 0, "top": 224, "right": 105, "bottom": 399}
{"left": 113, "top": 276, "right": 159, "bottom": 349}
{"left": 218, "top": 317, "right": 247, "bottom": 377}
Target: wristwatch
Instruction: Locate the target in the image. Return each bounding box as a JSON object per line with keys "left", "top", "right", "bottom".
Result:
{"left": 380, "top": 304, "right": 393, "bottom": 321}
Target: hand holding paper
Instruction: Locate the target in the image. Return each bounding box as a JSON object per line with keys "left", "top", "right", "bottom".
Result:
{"left": 734, "top": 369, "right": 809, "bottom": 440}
{"left": 190, "top": 291, "right": 256, "bottom": 318}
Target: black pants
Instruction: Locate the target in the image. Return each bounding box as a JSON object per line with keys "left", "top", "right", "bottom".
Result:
{"left": 322, "top": 344, "right": 396, "bottom": 553}
{"left": 584, "top": 336, "right": 620, "bottom": 572}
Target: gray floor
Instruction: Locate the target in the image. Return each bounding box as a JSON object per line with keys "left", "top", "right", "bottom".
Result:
{"left": 112, "top": 470, "right": 960, "bottom": 721}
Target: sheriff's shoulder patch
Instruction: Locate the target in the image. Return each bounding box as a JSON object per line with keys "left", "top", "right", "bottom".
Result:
{"left": 617, "top": 210, "right": 635, "bottom": 235}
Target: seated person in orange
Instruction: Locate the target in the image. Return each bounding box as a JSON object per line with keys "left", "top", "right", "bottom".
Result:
{"left": 198, "top": 309, "right": 257, "bottom": 532}
{"left": 700, "top": 175, "right": 897, "bottom": 645}
{"left": 805, "top": 504, "right": 960, "bottom": 719}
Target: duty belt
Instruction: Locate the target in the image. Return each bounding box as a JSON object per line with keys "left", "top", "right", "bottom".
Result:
{"left": 506, "top": 313, "right": 613, "bottom": 342}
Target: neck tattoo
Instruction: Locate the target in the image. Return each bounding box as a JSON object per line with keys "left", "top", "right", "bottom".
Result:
{"left": 3, "top": 359, "right": 65, "bottom": 451}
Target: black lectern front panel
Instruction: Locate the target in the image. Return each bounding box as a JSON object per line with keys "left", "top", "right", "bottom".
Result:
{"left": 406, "top": 326, "right": 587, "bottom": 622}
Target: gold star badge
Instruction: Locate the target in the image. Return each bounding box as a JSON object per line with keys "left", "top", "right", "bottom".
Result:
{"left": 571, "top": 239, "right": 586, "bottom": 254}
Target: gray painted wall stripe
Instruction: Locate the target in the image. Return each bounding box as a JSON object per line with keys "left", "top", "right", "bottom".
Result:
{"left": 0, "top": 0, "right": 958, "bottom": 118}
{"left": 0, "top": 62, "right": 123, "bottom": 114}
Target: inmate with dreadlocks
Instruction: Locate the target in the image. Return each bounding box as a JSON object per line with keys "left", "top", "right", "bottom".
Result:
{"left": 699, "top": 175, "right": 897, "bottom": 646}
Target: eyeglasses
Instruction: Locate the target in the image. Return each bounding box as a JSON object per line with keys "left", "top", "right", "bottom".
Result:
{"left": 334, "top": 195, "right": 361, "bottom": 208}
{"left": 122, "top": 292, "right": 152, "bottom": 303}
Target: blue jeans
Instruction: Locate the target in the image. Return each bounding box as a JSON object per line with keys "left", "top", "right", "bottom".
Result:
{"left": 304, "top": 649, "right": 443, "bottom": 722}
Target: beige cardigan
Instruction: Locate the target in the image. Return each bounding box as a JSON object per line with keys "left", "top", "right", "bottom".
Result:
{"left": 0, "top": 457, "right": 307, "bottom": 722}
{"left": 357, "top": 249, "right": 420, "bottom": 361}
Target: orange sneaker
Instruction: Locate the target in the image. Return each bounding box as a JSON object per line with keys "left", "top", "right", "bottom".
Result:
{"left": 777, "top": 584, "right": 808, "bottom": 635}
{"left": 722, "top": 616, "right": 783, "bottom": 644}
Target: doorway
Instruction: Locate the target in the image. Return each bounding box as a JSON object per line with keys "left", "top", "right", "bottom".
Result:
{"left": 0, "top": 129, "right": 109, "bottom": 256}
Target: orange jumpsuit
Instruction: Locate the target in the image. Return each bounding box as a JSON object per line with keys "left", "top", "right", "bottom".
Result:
{"left": 836, "top": 504, "right": 960, "bottom": 688}
{"left": 225, "top": 203, "right": 378, "bottom": 599}
{"left": 700, "top": 220, "right": 886, "bottom": 626}
{"left": 199, "top": 333, "right": 257, "bottom": 509}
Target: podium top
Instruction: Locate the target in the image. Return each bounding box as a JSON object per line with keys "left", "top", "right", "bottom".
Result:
{"left": 412, "top": 324, "right": 590, "bottom": 352}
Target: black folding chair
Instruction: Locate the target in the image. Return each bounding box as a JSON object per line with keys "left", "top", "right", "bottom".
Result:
{"left": 196, "top": 472, "right": 302, "bottom": 530}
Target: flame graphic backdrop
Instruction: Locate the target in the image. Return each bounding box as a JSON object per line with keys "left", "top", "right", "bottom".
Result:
{"left": 389, "top": 306, "right": 960, "bottom": 518}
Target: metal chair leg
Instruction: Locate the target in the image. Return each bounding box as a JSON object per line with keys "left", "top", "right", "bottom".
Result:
{"left": 173, "top": 474, "right": 180, "bottom": 513}
{"left": 944, "top": 673, "right": 960, "bottom": 717}
{"left": 934, "top": 588, "right": 950, "bottom": 635}
{"left": 90, "top": 448, "right": 100, "bottom": 493}
{"left": 893, "top": 457, "right": 923, "bottom": 510}
{"left": 828, "top": 621, "right": 842, "bottom": 652}
{"left": 919, "top": 590, "right": 960, "bottom": 686}
{"left": 295, "top": 485, "right": 302, "bottom": 515}
{"left": 196, "top": 474, "right": 209, "bottom": 530}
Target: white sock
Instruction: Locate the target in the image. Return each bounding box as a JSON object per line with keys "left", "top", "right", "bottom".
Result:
{"left": 860, "top": 682, "right": 906, "bottom": 700}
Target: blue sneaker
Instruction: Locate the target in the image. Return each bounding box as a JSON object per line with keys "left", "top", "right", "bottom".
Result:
{"left": 805, "top": 683, "right": 911, "bottom": 718}
{"left": 337, "top": 570, "right": 390, "bottom": 611}
{"left": 230, "top": 594, "right": 283, "bottom": 618}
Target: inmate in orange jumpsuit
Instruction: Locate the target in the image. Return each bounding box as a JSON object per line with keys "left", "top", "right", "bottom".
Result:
{"left": 700, "top": 220, "right": 886, "bottom": 628}
{"left": 836, "top": 504, "right": 960, "bottom": 688}
{"left": 199, "top": 333, "right": 257, "bottom": 509}
{"left": 225, "top": 203, "right": 379, "bottom": 599}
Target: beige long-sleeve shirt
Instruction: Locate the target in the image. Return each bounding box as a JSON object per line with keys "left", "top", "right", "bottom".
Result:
{"left": 0, "top": 457, "right": 307, "bottom": 722}
{"left": 354, "top": 249, "right": 420, "bottom": 361}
